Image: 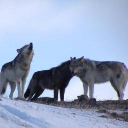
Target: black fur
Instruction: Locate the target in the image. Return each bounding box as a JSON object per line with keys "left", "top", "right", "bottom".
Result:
{"left": 1, "top": 88, "right": 6, "bottom": 95}
{"left": 24, "top": 60, "right": 73, "bottom": 101}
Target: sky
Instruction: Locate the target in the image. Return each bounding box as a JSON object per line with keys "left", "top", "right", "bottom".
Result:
{"left": 0, "top": 0, "right": 128, "bottom": 101}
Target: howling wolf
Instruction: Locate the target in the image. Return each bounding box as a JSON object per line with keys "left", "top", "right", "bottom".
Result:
{"left": 0, "top": 43, "right": 34, "bottom": 100}
{"left": 70, "top": 57, "right": 128, "bottom": 100}
{"left": 24, "top": 59, "right": 74, "bottom": 101}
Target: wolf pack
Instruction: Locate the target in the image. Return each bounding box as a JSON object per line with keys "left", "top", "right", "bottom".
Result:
{"left": 0, "top": 43, "right": 128, "bottom": 101}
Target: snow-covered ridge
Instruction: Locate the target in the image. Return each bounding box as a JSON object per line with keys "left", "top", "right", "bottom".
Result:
{"left": 0, "top": 98, "right": 128, "bottom": 128}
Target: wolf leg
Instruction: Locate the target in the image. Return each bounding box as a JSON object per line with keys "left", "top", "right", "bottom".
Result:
{"left": 60, "top": 87, "right": 65, "bottom": 101}
{"left": 17, "top": 81, "right": 22, "bottom": 98}
{"left": 83, "top": 82, "right": 88, "bottom": 97}
{"left": 110, "top": 79, "right": 124, "bottom": 100}
{"left": 21, "top": 77, "right": 27, "bottom": 99}
{"left": 54, "top": 88, "right": 58, "bottom": 101}
{"left": 31, "top": 88, "right": 44, "bottom": 101}
{"left": 89, "top": 83, "right": 94, "bottom": 99}
{"left": 9, "top": 82, "right": 16, "bottom": 100}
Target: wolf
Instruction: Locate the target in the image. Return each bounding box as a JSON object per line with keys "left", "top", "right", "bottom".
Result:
{"left": 0, "top": 43, "right": 34, "bottom": 100}
{"left": 70, "top": 57, "right": 128, "bottom": 100}
{"left": 24, "top": 59, "right": 74, "bottom": 101}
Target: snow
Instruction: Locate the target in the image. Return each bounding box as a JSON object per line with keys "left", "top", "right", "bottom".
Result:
{"left": 0, "top": 98, "right": 128, "bottom": 128}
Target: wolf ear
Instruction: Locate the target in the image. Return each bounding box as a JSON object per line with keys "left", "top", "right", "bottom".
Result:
{"left": 70, "top": 57, "right": 73, "bottom": 61}
{"left": 17, "top": 49, "right": 20, "bottom": 53}
{"left": 70, "top": 57, "right": 76, "bottom": 61}
{"left": 80, "top": 56, "right": 84, "bottom": 63}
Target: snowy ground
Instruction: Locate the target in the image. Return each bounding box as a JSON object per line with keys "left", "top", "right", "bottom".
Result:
{"left": 0, "top": 98, "right": 128, "bottom": 128}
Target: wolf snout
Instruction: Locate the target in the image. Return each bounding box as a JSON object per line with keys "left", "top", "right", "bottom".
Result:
{"left": 71, "top": 72, "right": 76, "bottom": 76}
{"left": 30, "top": 42, "right": 33, "bottom": 45}
{"left": 70, "top": 67, "right": 75, "bottom": 76}
{"left": 70, "top": 70, "right": 76, "bottom": 76}
{"left": 29, "top": 43, "right": 33, "bottom": 50}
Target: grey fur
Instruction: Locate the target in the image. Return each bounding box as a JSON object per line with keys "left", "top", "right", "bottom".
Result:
{"left": 70, "top": 57, "right": 128, "bottom": 100}
{"left": 0, "top": 43, "right": 34, "bottom": 99}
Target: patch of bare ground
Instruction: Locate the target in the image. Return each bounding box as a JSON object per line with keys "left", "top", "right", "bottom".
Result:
{"left": 34, "top": 95, "right": 128, "bottom": 122}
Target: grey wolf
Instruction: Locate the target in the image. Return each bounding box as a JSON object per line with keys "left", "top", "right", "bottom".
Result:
{"left": 24, "top": 59, "right": 74, "bottom": 101}
{"left": 0, "top": 43, "right": 34, "bottom": 99}
{"left": 70, "top": 57, "right": 128, "bottom": 100}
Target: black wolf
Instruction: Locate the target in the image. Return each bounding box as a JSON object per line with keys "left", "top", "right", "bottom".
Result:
{"left": 24, "top": 59, "right": 74, "bottom": 101}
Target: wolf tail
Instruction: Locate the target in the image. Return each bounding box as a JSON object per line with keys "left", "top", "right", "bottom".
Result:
{"left": 24, "top": 87, "right": 30, "bottom": 99}
{"left": 121, "top": 63, "right": 128, "bottom": 92}
{"left": 24, "top": 73, "right": 38, "bottom": 98}
{"left": 1, "top": 82, "right": 8, "bottom": 95}
{"left": 24, "top": 75, "right": 34, "bottom": 99}
{"left": 123, "top": 65, "right": 128, "bottom": 90}
{"left": 0, "top": 72, "right": 8, "bottom": 95}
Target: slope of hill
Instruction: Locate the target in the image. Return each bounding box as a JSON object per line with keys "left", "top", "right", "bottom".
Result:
{"left": 0, "top": 98, "right": 128, "bottom": 128}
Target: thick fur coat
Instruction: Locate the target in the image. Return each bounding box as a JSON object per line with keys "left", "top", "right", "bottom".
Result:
{"left": 70, "top": 57, "right": 128, "bottom": 100}
{"left": 0, "top": 43, "right": 34, "bottom": 99}
{"left": 24, "top": 60, "right": 74, "bottom": 101}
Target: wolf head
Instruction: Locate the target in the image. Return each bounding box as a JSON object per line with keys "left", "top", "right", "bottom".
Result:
{"left": 16, "top": 43, "right": 34, "bottom": 63}
{"left": 17, "top": 43, "right": 34, "bottom": 55}
{"left": 70, "top": 56, "right": 85, "bottom": 76}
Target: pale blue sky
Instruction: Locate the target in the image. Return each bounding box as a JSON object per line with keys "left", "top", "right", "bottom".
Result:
{"left": 0, "top": 0, "right": 128, "bottom": 100}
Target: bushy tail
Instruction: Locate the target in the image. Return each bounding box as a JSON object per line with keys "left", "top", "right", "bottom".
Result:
{"left": 1, "top": 83, "right": 8, "bottom": 95}
{"left": 121, "top": 63, "right": 128, "bottom": 92}
{"left": 24, "top": 72, "right": 37, "bottom": 99}
{"left": 0, "top": 72, "right": 8, "bottom": 95}
{"left": 24, "top": 72, "right": 39, "bottom": 99}
{"left": 24, "top": 87, "right": 30, "bottom": 99}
